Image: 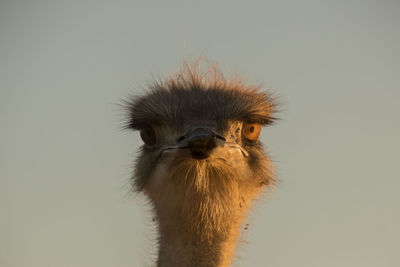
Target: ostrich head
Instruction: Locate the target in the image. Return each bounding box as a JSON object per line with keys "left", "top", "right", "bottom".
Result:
{"left": 125, "top": 63, "right": 276, "bottom": 267}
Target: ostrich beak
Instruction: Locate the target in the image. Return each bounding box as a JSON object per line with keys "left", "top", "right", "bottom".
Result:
{"left": 177, "top": 127, "right": 226, "bottom": 159}
{"left": 159, "top": 127, "right": 226, "bottom": 160}
{"left": 160, "top": 127, "right": 249, "bottom": 159}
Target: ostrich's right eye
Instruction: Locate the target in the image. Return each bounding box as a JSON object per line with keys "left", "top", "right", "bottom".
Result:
{"left": 140, "top": 128, "right": 156, "bottom": 146}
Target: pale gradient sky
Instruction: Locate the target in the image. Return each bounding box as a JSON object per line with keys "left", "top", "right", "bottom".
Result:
{"left": 0, "top": 1, "right": 399, "bottom": 267}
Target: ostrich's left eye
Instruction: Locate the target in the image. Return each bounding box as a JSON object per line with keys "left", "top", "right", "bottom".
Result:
{"left": 140, "top": 128, "right": 157, "bottom": 146}
{"left": 242, "top": 123, "right": 261, "bottom": 142}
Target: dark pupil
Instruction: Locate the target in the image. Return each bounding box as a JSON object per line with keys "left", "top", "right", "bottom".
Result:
{"left": 146, "top": 130, "right": 154, "bottom": 141}
{"left": 249, "top": 126, "right": 255, "bottom": 133}
{"left": 141, "top": 129, "right": 155, "bottom": 145}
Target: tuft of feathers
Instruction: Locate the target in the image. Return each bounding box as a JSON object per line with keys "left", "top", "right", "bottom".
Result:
{"left": 124, "top": 61, "right": 276, "bottom": 132}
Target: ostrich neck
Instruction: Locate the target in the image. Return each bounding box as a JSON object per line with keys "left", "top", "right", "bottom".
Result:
{"left": 146, "top": 160, "right": 261, "bottom": 266}
{"left": 156, "top": 211, "right": 244, "bottom": 267}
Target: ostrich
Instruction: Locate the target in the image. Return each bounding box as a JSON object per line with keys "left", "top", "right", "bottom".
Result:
{"left": 125, "top": 63, "right": 276, "bottom": 267}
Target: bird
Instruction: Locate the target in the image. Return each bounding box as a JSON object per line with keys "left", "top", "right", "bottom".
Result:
{"left": 125, "top": 62, "right": 276, "bottom": 267}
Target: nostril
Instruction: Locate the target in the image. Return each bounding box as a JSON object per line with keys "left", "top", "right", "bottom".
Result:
{"left": 176, "top": 135, "right": 186, "bottom": 143}
{"left": 215, "top": 134, "right": 226, "bottom": 142}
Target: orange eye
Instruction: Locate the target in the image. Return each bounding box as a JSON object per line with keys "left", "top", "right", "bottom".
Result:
{"left": 140, "top": 128, "right": 156, "bottom": 146}
{"left": 242, "top": 123, "right": 261, "bottom": 142}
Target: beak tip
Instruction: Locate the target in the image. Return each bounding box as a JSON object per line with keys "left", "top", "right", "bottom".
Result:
{"left": 179, "top": 127, "right": 225, "bottom": 159}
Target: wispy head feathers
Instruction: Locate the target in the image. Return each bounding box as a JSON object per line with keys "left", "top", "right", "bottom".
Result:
{"left": 125, "top": 62, "right": 276, "bottom": 131}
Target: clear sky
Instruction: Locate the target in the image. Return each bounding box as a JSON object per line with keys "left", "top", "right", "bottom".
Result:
{"left": 1, "top": 1, "right": 399, "bottom": 266}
